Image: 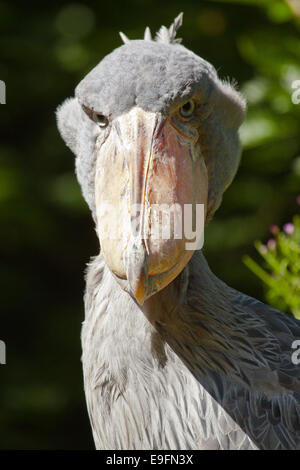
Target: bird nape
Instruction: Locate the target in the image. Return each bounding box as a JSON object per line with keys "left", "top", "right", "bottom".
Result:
{"left": 57, "top": 13, "right": 300, "bottom": 450}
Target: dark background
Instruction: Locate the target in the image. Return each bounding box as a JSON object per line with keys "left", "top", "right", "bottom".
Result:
{"left": 0, "top": 0, "right": 299, "bottom": 449}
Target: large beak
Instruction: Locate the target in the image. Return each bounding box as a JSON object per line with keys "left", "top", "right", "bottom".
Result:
{"left": 95, "top": 107, "right": 208, "bottom": 305}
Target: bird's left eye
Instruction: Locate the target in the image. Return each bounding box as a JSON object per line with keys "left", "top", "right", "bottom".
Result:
{"left": 179, "top": 100, "right": 195, "bottom": 118}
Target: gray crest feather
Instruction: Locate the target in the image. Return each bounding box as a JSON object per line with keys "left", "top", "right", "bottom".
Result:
{"left": 144, "top": 26, "right": 152, "bottom": 41}
{"left": 168, "top": 12, "right": 183, "bottom": 43}
{"left": 155, "top": 12, "right": 183, "bottom": 44}
{"left": 155, "top": 26, "right": 170, "bottom": 44}
{"left": 119, "top": 13, "right": 183, "bottom": 45}
{"left": 119, "top": 31, "right": 130, "bottom": 44}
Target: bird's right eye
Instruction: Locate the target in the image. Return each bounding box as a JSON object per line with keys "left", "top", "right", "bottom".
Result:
{"left": 93, "top": 112, "right": 109, "bottom": 128}
{"left": 82, "top": 105, "right": 109, "bottom": 128}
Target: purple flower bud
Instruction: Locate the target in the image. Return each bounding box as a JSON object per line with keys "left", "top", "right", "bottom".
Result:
{"left": 267, "top": 238, "right": 276, "bottom": 250}
{"left": 269, "top": 224, "right": 279, "bottom": 235}
{"left": 283, "top": 223, "right": 294, "bottom": 235}
{"left": 296, "top": 195, "right": 300, "bottom": 206}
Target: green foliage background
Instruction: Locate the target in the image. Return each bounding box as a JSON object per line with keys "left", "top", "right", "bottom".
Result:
{"left": 0, "top": 0, "right": 299, "bottom": 449}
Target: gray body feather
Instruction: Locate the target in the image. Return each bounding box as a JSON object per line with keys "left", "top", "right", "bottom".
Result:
{"left": 82, "top": 251, "right": 300, "bottom": 450}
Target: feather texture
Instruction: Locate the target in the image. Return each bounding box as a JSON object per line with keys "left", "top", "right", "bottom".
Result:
{"left": 119, "top": 14, "right": 183, "bottom": 46}
{"left": 82, "top": 251, "right": 300, "bottom": 450}
{"left": 144, "top": 26, "right": 152, "bottom": 41}
{"left": 155, "top": 13, "right": 183, "bottom": 44}
{"left": 119, "top": 31, "right": 130, "bottom": 44}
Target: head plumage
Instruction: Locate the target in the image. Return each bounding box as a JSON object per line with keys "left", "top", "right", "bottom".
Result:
{"left": 119, "top": 12, "right": 183, "bottom": 46}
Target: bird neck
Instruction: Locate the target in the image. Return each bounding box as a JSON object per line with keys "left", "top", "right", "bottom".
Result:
{"left": 84, "top": 249, "right": 247, "bottom": 382}
{"left": 142, "top": 250, "right": 232, "bottom": 327}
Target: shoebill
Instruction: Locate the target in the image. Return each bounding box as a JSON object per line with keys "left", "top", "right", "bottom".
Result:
{"left": 57, "top": 14, "right": 300, "bottom": 450}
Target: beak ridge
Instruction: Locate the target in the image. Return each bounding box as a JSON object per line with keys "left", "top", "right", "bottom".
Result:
{"left": 124, "top": 238, "right": 148, "bottom": 305}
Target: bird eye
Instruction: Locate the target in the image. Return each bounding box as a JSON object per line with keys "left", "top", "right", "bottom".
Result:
{"left": 179, "top": 100, "right": 195, "bottom": 118}
{"left": 82, "top": 105, "right": 109, "bottom": 128}
{"left": 93, "top": 112, "right": 109, "bottom": 128}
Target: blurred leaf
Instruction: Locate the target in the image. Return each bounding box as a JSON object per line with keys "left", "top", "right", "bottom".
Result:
{"left": 47, "top": 172, "right": 86, "bottom": 212}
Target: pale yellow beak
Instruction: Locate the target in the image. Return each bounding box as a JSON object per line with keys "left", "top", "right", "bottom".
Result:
{"left": 94, "top": 106, "right": 208, "bottom": 305}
